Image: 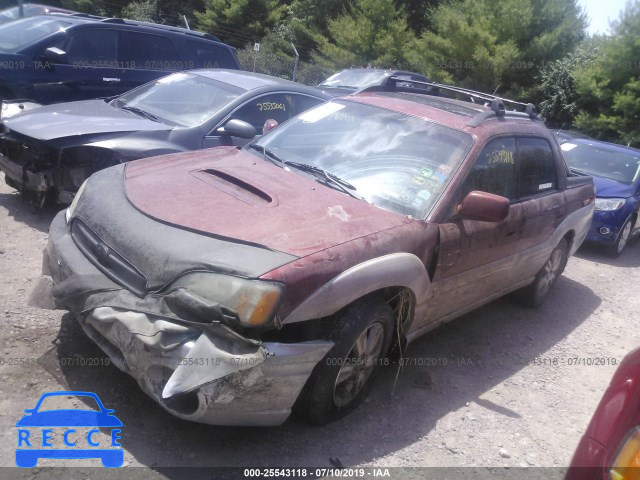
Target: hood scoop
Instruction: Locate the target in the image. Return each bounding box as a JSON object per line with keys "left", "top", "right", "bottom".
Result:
{"left": 191, "top": 168, "right": 274, "bottom": 206}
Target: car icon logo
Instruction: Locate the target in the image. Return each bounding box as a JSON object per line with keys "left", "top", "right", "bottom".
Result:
{"left": 15, "top": 391, "right": 124, "bottom": 468}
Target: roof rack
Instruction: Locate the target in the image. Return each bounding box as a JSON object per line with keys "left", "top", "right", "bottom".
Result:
{"left": 358, "top": 77, "right": 539, "bottom": 126}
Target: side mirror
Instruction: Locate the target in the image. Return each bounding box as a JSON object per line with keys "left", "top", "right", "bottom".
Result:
{"left": 214, "top": 119, "right": 256, "bottom": 139}
{"left": 262, "top": 118, "right": 279, "bottom": 135}
{"left": 457, "top": 190, "right": 510, "bottom": 222}
{"left": 41, "top": 47, "right": 67, "bottom": 65}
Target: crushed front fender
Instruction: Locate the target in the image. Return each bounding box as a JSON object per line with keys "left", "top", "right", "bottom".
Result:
{"left": 38, "top": 210, "right": 333, "bottom": 426}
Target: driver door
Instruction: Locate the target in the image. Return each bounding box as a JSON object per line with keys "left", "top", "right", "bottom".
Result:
{"left": 425, "top": 137, "right": 524, "bottom": 323}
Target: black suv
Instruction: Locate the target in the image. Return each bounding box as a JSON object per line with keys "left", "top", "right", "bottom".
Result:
{"left": 0, "top": 14, "right": 240, "bottom": 105}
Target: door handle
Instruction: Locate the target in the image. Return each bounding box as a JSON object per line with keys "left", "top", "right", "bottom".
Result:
{"left": 102, "top": 77, "right": 121, "bottom": 83}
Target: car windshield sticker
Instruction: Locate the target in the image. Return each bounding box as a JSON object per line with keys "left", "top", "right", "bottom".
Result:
{"left": 257, "top": 102, "right": 286, "bottom": 112}
{"left": 561, "top": 142, "right": 578, "bottom": 151}
{"left": 487, "top": 149, "right": 515, "bottom": 164}
{"left": 299, "top": 102, "right": 345, "bottom": 123}
{"left": 539, "top": 182, "right": 553, "bottom": 190}
{"left": 15, "top": 391, "right": 124, "bottom": 468}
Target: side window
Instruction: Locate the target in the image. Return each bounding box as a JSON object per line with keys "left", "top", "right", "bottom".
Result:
{"left": 64, "top": 29, "right": 117, "bottom": 64}
{"left": 517, "top": 137, "right": 557, "bottom": 197}
{"left": 189, "top": 41, "right": 238, "bottom": 69}
{"left": 291, "top": 95, "right": 324, "bottom": 116}
{"left": 227, "top": 94, "right": 301, "bottom": 131}
{"left": 462, "top": 137, "right": 517, "bottom": 200}
{"left": 119, "top": 32, "right": 181, "bottom": 69}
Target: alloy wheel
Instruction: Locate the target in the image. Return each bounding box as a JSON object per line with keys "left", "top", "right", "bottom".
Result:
{"left": 333, "top": 322, "right": 384, "bottom": 408}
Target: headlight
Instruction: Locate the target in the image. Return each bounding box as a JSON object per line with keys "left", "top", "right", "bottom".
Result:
{"left": 65, "top": 179, "right": 88, "bottom": 223}
{"left": 595, "top": 198, "right": 625, "bottom": 211}
{"left": 1, "top": 100, "right": 42, "bottom": 120}
{"left": 171, "top": 273, "right": 283, "bottom": 328}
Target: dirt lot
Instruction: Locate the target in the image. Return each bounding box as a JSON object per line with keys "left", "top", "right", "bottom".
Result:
{"left": 1, "top": 171, "right": 639, "bottom": 477}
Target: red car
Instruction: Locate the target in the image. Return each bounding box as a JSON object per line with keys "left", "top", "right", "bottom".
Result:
{"left": 37, "top": 81, "right": 595, "bottom": 425}
{"left": 567, "top": 348, "right": 640, "bottom": 480}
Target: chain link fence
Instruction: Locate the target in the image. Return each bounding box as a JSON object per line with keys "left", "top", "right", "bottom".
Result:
{"left": 236, "top": 47, "right": 335, "bottom": 86}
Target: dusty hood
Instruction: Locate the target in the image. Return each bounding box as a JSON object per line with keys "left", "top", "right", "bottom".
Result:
{"left": 125, "top": 147, "right": 414, "bottom": 257}
{"left": 3, "top": 99, "right": 171, "bottom": 141}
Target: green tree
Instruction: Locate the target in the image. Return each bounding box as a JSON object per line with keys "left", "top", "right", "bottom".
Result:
{"left": 315, "top": 0, "right": 418, "bottom": 69}
{"left": 195, "top": 0, "right": 285, "bottom": 47}
{"left": 60, "top": 0, "right": 111, "bottom": 15}
{"left": 574, "top": 1, "right": 640, "bottom": 146}
{"left": 394, "top": 0, "right": 439, "bottom": 34}
{"left": 122, "top": 0, "right": 161, "bottom": 22}
{"left": 410, "top": 0, "right": 586, "bottom": 97}
{"left": 535, "top": 41, "right": 598, "bottom": 127}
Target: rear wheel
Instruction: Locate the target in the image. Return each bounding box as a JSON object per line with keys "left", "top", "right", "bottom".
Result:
{"left": 293, "top": 297, "right": 393, "bottom": 425}
{"left": 517, "top": 238, "right": 568, "bottom": 307}
{"left": 606, "top": 217, "right": 633, "bottom": 257}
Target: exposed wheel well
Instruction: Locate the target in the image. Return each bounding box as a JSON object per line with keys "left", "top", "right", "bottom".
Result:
{"left": 563, "top": 230, "right": 575, "bottom": 253}
{"left": 264, "top": 286, "right": 416, "bottom": 352}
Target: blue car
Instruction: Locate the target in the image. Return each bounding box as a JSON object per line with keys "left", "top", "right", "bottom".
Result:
{"left": 561, "top": 139, "right": 640, "bottom": 256}
{"left": 15, "top": 391, "right": 123, "bottom": 468}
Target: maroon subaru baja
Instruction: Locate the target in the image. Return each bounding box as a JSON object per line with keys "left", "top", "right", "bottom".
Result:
{"left": 37, "top": 80, "right": 595, "bottom": 426}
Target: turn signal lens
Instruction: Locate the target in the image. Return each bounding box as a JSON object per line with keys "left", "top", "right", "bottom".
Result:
{"left": 611, "top": 427, "right": 640, "bottom": 480}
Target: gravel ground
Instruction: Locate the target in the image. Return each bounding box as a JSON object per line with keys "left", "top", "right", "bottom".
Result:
{"left": 1, "top": 171, "right": 639, "bottom": 477}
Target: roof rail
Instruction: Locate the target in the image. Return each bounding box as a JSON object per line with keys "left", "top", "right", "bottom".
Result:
{"left": 359, "top": 77, "right": 539, "bottom": 125}
{"left": 118, "top": 19, "right": 222, "bottom": 42}
{"left": 68, "top": 13, "right": 106, "bottom": 20}
{"left": 100, "top": 18, "right": 125, "bottom": 24}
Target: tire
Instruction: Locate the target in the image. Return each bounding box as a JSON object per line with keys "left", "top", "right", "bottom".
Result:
{"left": 293, "top": 297, "right": 394, "bottom": 425}
{"left": 517, "top": 238, "right": 568, "bottom": 308}
{"left": 606, "top": 217, "right": 634, "bottom": 258}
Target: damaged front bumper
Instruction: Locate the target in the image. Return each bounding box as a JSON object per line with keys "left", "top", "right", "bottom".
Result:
{"left": 38, "top": 210, "right": 332, "bottom": 426}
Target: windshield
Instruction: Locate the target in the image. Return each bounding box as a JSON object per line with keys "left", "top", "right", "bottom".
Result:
{"left": 251, "top": 100, "right": 474, "bottom": 219}
{"left": 113, "top": 72, "right": 243, "bottom": 127}
{"left": 0, "top": 16, "right": 70, "bottom": 52}
{"left": 561, "top": 142, "right": 640, "bottom": 184}
{"left": 320, "top": 70, "right": 390, "bottom": 89}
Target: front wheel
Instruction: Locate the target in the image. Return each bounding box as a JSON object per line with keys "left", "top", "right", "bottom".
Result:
{"left": 517, "top": 238, "right": 568, "bottom": 308}
{"left": 293, "top": 297, "right": 393, "bottom": 425}
{"left": 606, "top": 217, "right": 634, "bottom": 258}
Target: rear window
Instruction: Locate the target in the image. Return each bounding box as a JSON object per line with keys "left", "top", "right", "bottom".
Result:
{"left": 189, "top": 40, "right": 238, "bottom": 69}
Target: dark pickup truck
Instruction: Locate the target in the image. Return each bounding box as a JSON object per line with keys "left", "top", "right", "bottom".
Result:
{"left": 36, "top": 81, "right": 595, "bottom": 426}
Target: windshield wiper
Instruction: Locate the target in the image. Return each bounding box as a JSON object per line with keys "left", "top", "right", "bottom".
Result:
{"left": 285, "top": 161, "right": 363, "bottom": 200}
{"left": 119, "top": 105, "right": 160, "bottom": 123}
{"left": 249, "top": 144, "right": 286, "bottom": 168}
{"left": 569, "top": 167, "right": 590, "bottom": 176}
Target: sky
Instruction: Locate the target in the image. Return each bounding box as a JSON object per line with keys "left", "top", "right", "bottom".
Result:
{"left": 578, "top": 0, "right": 629, "bottom": 35}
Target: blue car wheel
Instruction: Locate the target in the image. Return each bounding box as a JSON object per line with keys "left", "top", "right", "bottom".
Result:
{"left": 608, "top": 217, "right": 634, "bottom": 257}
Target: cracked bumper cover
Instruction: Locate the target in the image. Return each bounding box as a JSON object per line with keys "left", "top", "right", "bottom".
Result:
{"left": 39, "top": 210, "right": 333, "bottom": 426}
